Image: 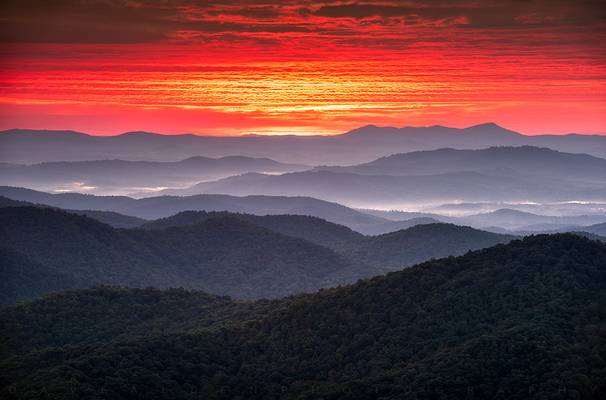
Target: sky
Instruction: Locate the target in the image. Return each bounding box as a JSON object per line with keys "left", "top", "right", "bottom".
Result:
{"left": 0, "top": 0, "right": 605, "bottom": 136}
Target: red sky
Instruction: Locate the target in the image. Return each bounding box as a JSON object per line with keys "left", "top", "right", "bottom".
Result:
{"left": 1, "top": 0, "right": 605, "bottom": 136}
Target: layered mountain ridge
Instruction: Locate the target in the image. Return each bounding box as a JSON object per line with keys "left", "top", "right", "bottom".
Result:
{"left": 2, "top": 234, "right": 604, "bottom": 399}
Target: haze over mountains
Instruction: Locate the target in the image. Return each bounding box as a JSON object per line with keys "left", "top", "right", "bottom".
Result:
{"left": 2, "top": 123, "right": 606, "bottom": 165}
{"left": 0, "top": 156, "right": 306, "bottom": 195}
{"left": 315, "top": 146, "right": 606, "bottom": 182}
{"left": 164, "top": 146, "right": 606, "bottom": 208}
{"left": 3, "top": 126, "right": 606, "bottom": 219}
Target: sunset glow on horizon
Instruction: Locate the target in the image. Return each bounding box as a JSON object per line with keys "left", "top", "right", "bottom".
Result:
{"left": 1, "top": 0, "right": 605, "bottom": 136}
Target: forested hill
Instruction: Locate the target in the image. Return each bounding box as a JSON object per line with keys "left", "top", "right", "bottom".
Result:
{"left": 335, "top": 223, "right": 516, "bottom": 270}
{"left": 0, "top": 206, "right": 368, "bottom": 302}
{"left": 0, "top": 206, "right": 515, "bottom": 303}
{"left": 1, "top": 234, "right": 604, "bottom": 399}
{"left": 141, "top": 210, "right": 363, "bottom": 247}
{"left": 0, "top": 247, "right": 80, "bottom": 304}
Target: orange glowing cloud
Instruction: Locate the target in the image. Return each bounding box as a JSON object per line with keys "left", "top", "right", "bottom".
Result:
{"left": 0, "top": 0, "right": 604, "bottom": 135}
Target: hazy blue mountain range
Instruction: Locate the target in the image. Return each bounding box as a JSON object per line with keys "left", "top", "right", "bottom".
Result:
{"left": 2, "top": 123, "right": 606, "bottom": 165}
{"left": 314, "top": 146, "right": 606, "bottom": 183}
{"left": 585, "top": 222, "right": 606, "bottom": 236}
{"left": 163, "top": 146, "right": 606, "bottom": 206}
{"left": 0, "top": 156, "right": 307, "bottom": 195}
{"left": 0, "top": 206, "right": 514, "bottom": 303}
{"left": 166, "top": 169, "right": 606, "bottom": 206}
{"left": 514, "top": 222, "right": 606, "bottom": 238}
{"left": 360, "top": 208, "right": 606, "bottom": 234}
{"left": 2, "top": 234, "right": 604, "bottom": 398}
{"left": 357, "top": 208, "right": 447, "bottom": 220}
{"left": 460, "top": 208, "right": 606, "bottom": 231}
{"left": 422, "top": 200, "right": 606, "bottom": 217}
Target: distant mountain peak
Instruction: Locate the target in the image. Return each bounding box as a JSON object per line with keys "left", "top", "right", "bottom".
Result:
{"left": 179, "top": 155, "right": 214, "bottom": 163}
{"left": 341, "top": 124, "right": 401, "bottom": 136}
{"left": 360, "top": 124, "right": 379, "bottom": 129}
{"left": 464, "top": 122, "right": 520, "bottom": 136}
{"left": 341, "top": 122, "right": 522, "bottom": 139}
{"left": 467, "top": 122, "right": 502, "bottom": 129}
{"left": 357, "top": 145, "right": 560, "bottom": 164}
{"left": 117, "top": 131, "right": 161, "bottom": 137}
{"left": 487, "top": 208, "right": 537, "bottom": 217}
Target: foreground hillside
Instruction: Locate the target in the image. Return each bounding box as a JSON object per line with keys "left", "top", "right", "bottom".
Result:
{"left": 0, "top": 206, "right": 513, "bottom": 303}
{"left": 1, "top": 235, "right": 604, "bottom": 399}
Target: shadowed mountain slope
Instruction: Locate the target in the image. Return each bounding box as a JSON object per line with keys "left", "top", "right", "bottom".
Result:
{"left": 0, "top": 207, "right": 369, "bottom": 302}
{"left": 0, "top": 247, "right": 80, "bottom": 304}
{"left": 0, "top": 206, "right": 516, "bottom": 303}
{"left": 142, "top": 210, "right": 363, "bottom": 248}
{"left": 1, "top": 234, "right": 604, "bottom": 399}
{"left": 336, "top": 223, "right": 516, "bottom": 270}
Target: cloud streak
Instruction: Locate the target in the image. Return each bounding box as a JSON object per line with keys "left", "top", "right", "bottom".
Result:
{"left": 0, "top": 0, "right": 604, "bottom": 135}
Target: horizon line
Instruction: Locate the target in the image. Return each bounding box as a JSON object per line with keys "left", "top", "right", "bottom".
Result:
{"left": 2, "top": 122, "right": 606, "bottom": 138}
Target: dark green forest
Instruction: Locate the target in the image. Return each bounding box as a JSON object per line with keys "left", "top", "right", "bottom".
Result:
{"left": 141, "top": 210, "right": 364, "bottom": 248}
{"left": 0, "top": 206, "right": 513, "bottom": 303}
{"left": 335, "top": 223, "right": 515, "bottom": 270}
{"left": 1, "top": 234, "right": 605, "bottom": 399}
{"left": 0, "top": 247, "right": 80, "bottom": 304}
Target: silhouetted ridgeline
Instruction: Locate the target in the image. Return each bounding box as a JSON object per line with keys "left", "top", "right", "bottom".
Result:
{"left": 1, "top": 235, "right": 604, "bottom": 399}
{"left": 2, "top": 124, "right": 606, "bottom": 164}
